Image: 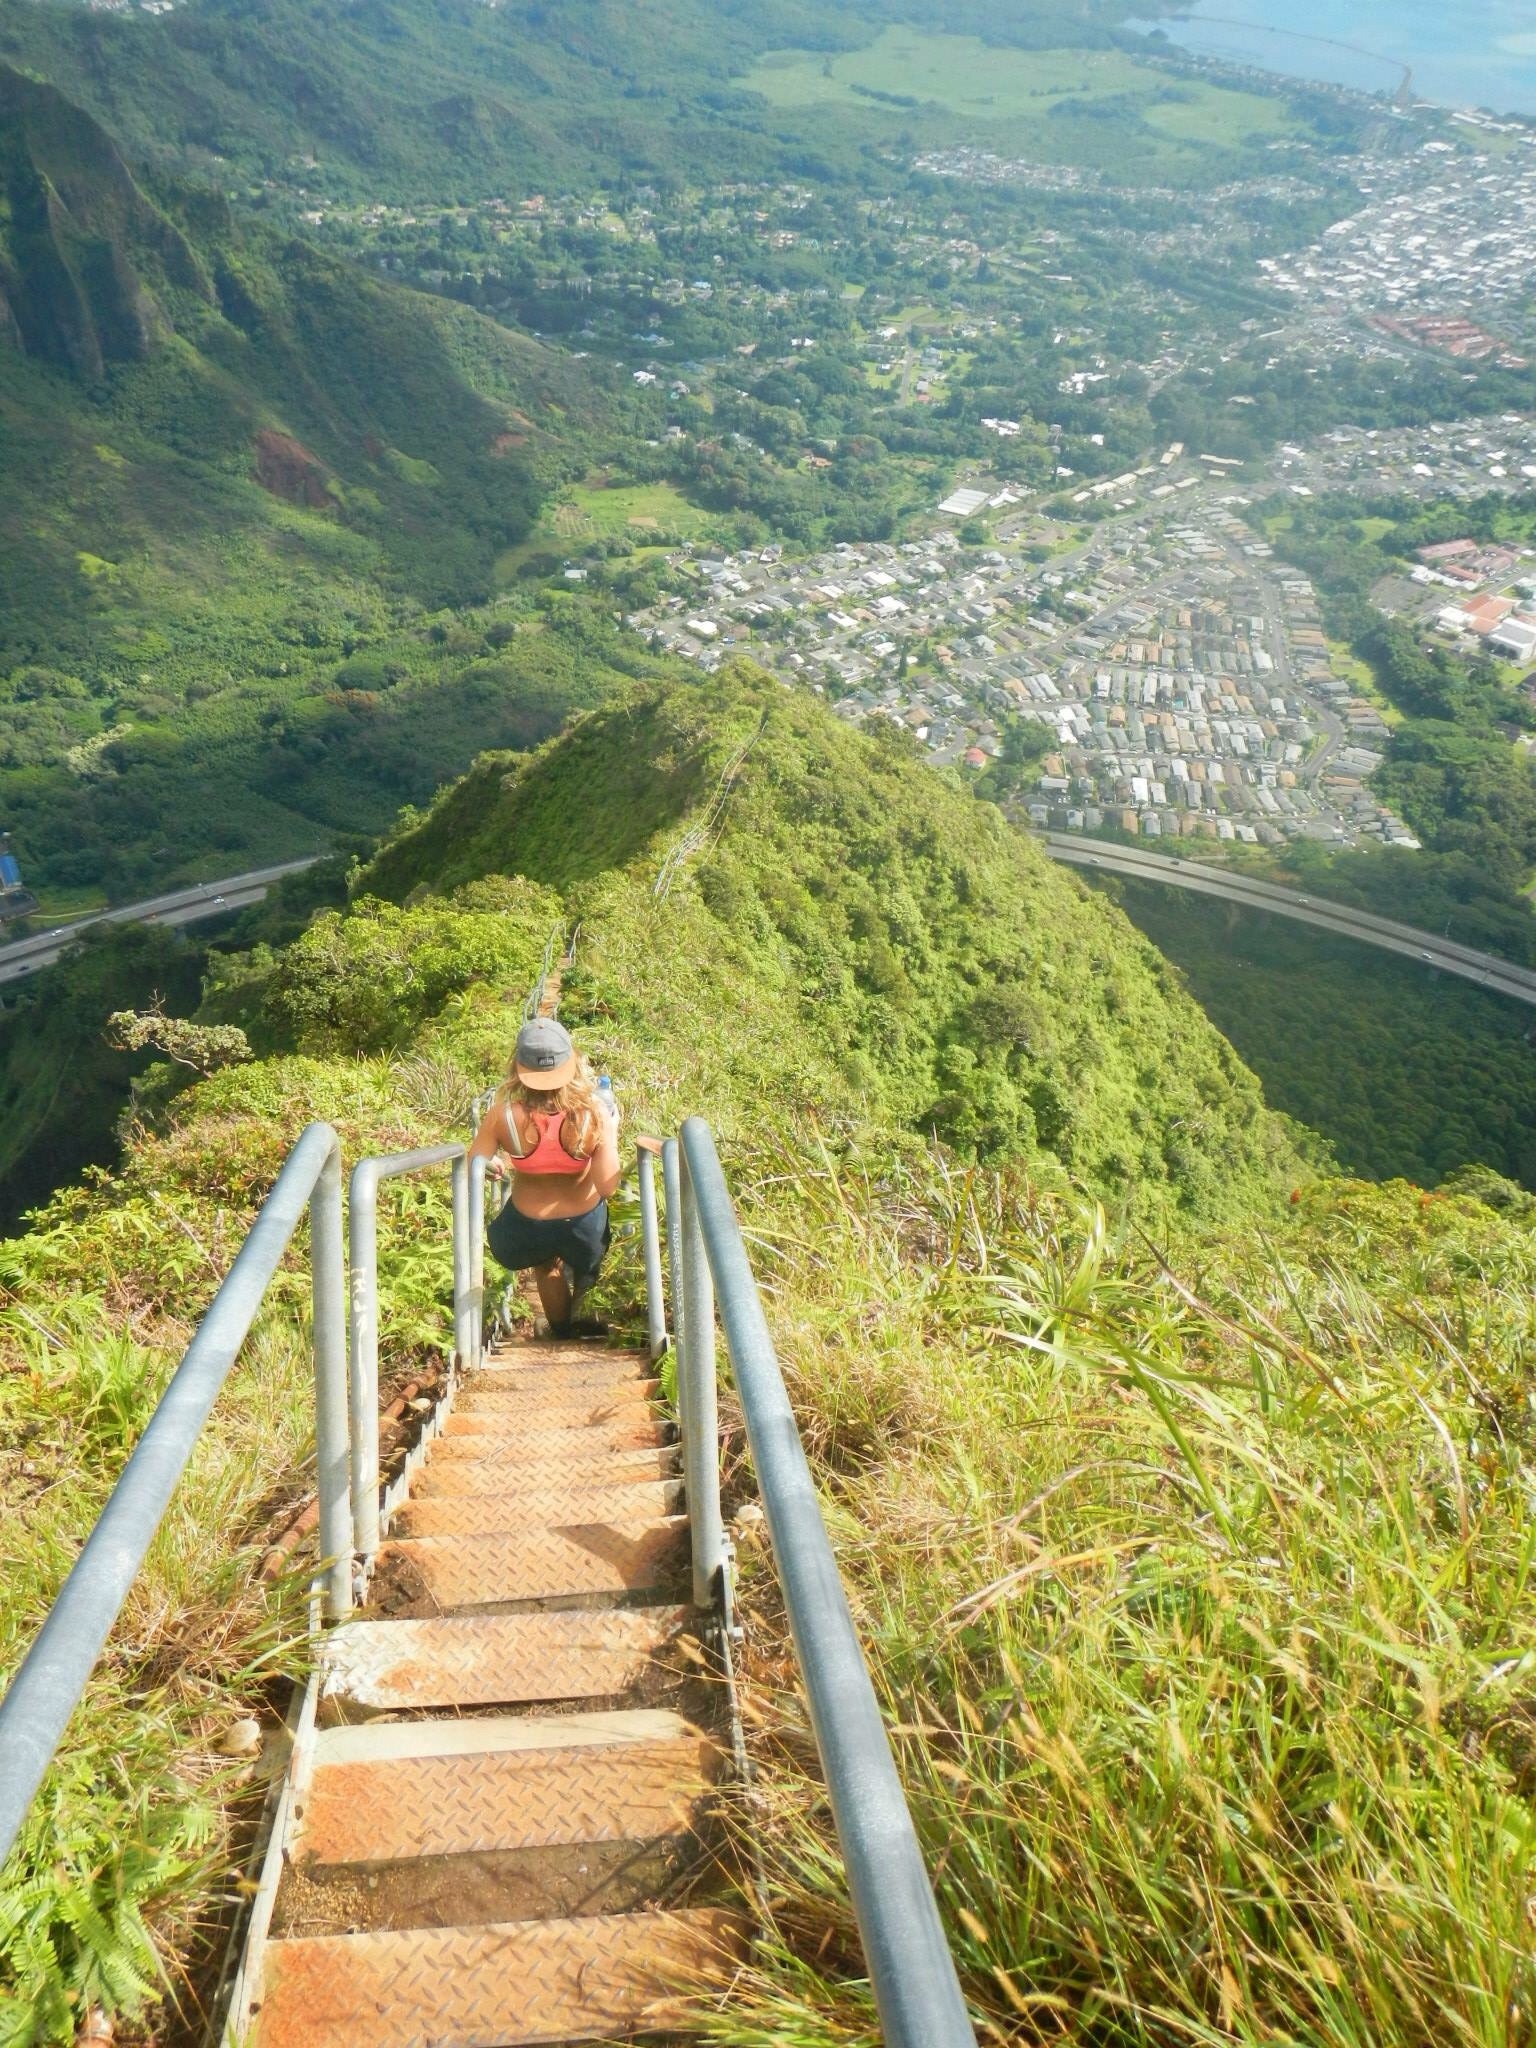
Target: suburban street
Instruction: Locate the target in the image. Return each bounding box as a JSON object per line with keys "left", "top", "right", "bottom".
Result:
{"left": 0, "top": 858, "right": 321, "bottom": 987}
{"left": 1042, "top": 834, "right": 1536, "bottom": 1007}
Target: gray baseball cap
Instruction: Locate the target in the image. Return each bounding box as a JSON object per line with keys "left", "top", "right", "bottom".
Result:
{"left": 514, "top": 1016, "right": 577, "bottom": 1089}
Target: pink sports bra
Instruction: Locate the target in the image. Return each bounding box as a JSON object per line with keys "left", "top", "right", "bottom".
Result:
{"left": 506, "top": 1105, "right": 588, "bottom": 1178}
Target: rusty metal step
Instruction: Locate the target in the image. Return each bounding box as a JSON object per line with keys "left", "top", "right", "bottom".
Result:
{"left": 478, "top": 1344, "right": 650, "bottom": 1372}
{"left": 250, "top": 1907, "right": 743, "bottom": 2047}
{"left": 413, "top": 1444, "right": 681, "bottom": 1498}
{"left": 390, "top": 1478, "right": 682, "bottom": 1539}
{"left": 375, "top": 1518, "right": 688, "bottom": 1607}
{"left": 467, "top": 1365, "right": 653, "bottom": 1396}
{"left": 459, "top": 1360, "right": 660, "bottom": 1402}
{"left": 450, "top": 1384, "right": 655, "bottom": 1417}
{"left": 430, "top": 1416, "right": 668, "bottom": 1462}
{"left": 443, "top": 1394, "right": 658, "bottom": 1439}
{"left": 319, "top": 1606, "right": 689, "bottom": 1713}
{"left": 292, "top": 1709, "right": 721, "bottom": 1867}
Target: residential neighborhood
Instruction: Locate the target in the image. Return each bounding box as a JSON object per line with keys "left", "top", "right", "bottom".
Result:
{"left": 627, "top": 476, "right": 1428, "bottom": 849}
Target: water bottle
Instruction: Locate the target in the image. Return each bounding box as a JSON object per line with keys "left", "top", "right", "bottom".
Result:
{"left": 597, "top": 1074, "right": 618, "bottom": 1123}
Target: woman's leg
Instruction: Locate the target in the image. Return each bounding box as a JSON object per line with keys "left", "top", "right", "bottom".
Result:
{"left": 532, "top": 1257, "right": 572, "bottom": 1333}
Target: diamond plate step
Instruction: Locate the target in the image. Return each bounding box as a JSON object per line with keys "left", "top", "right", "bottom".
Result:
{"left": 390, "top": 1479, "right": 682, "bottom": 1539}
{"left": 292, "top": 1709, "right": 720, "bottom": 1867}
{"left": 250, "top": 1907, "right": 744, "bottom": 2048}
{"left": 444, "top": 1400, "right": 658, "bottom": 1436}
{"left": 376, "top": 1518, "right": 688, "bottom": 1605}
{"left": 457, "top": 1377, "right": 661, "bottom": 1411}
{"left": 443, "top": 1394, "right": 658, "bottom": 1439}
{"left": 478, "top": 1344, "right": 650, "bottom": 1372}
{"left": 413, "top": 1444, "right": 681, "bottom": 1498}
{"left": 464, "top": 1361, "right": 659, "bottom": 1387}
{"left": 430, "top": 1416, "right": 667, "bottom": 1462}
{"left": 320, "top": 1607, "right": 689, "bottom": 1712}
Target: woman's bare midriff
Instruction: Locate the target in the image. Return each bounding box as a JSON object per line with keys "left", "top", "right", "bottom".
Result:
{"left": 507, "top": 1166, "right": 603, "bottom": 1222}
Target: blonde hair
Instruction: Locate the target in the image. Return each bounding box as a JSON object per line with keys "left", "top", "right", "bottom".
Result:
{"left": 497, "top": 1048, "right": 604, "bottom": 1158}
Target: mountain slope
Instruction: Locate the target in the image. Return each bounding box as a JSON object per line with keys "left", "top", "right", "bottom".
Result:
{"left": 0, "top": 63, "right": 634, "bottom": 895}
{"left": 0, "top": 0, "right": 1150, "bottom": 203}
{"left": 364, "top": 662, "right": 1300, "bottom": 1218}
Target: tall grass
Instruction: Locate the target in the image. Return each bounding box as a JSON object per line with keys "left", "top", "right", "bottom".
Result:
{"left": 709, "top": 1143, "right": 1536, "bottom": 2046}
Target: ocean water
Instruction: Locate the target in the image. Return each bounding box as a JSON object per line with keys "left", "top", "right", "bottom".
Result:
{"left": 1134, "top": 0, "right": 1536, "bottom": 115}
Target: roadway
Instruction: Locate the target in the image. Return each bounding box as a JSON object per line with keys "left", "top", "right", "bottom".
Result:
{"left": 0, "top": 858, "right": 321, "bottom": 988}
{"left": 1041, "top": 833, "right": 1536, "bottom": 1009}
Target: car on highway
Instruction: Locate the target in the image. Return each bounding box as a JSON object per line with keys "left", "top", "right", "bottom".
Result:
{"left": 1419, "top": 950, "right": 1433, "bottom": 962}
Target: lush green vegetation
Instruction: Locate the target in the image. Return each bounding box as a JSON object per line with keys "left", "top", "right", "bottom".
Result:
{"left": 4, "top": 661, "right": 1534, "bottom": 2044}
{"left": 0, "top": 925, "right": 204, "bottom": 1233}
{"left": 0, "top": 0, "right": 1315, "bottom": 209}
{"left": 368, "top": 663, "right": 1298, "bottom": 1218}
{"left": 1107, "top": 880, "right": 1536, "bottom": 1188}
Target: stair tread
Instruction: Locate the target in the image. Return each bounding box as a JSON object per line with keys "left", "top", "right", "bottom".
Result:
{"left": 375, "top": 1519, "right": 688, "bottom": 1605}
{"left": 458, "top": 1378, "right": 660, "bottom": 1407}
{"left": 312, "top": 1707, "right": 701, "bottom": 1763}
{"left": 414, "top": 1445, "right": 680, "bottom": 1496}
{"left": 251, "top": 1907, "right": 743, "bottom": 2048}
{"left": 319, "top": 1607, "right": 689, "bottom": 1712}
{"left": 391, "top": 1480, "right": 682, "bottom": 1538}
{"left": 430, "top": 1419, "right": 668, "bottom": 1460}
{"left": 294, "top": 1712, "right": 720, "bottom": 1866}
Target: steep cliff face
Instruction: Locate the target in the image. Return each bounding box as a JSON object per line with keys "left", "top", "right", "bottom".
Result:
{"left": 0, "top": 64, "right": 208, "bottom": 376}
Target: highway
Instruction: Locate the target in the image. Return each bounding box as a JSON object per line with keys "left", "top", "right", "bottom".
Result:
{"left": 0, "top": 858, "right": 321, "bottom": 988}
{"left": 1041, "top": 833, "right": 1536, "bottom": 1009}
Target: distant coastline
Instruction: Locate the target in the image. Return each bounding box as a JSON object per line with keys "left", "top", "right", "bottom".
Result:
{"left": 1131, "top": 2, "right": 1536, "bottom": 118}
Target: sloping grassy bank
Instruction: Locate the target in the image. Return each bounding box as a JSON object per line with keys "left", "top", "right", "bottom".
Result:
{"left": 2, "top": 668, "right": 1530, "bottom": 2042}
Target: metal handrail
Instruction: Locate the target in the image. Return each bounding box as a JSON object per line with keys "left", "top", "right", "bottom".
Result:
{"left": 0, "top": 1122, "right": 347, "bottom": 1870}
{"left": 669, "top": 1117, "right": 977, "bottom": 2048}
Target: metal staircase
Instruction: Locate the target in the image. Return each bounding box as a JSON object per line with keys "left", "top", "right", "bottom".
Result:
{"left": 0, "top": 1117, "right": 976, "bottom": 2048}
{"left": 231, "top": 1327, "right": 736, "bottom": 2046}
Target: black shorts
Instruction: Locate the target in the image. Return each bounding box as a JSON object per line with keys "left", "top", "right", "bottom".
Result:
{"left": 486, "top": 1199, "right": 611, "bottom": 1288}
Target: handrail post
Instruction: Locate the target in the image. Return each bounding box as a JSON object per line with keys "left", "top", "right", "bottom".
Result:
{"left": 347, "top": 1161, "right": 382, "bottom": 1564}
{"left": 639, "top": 1148, "right": 667, "bottom": 1360}
{"left": 311, "top": 1136, "right": 352, "bottom": 1622}
{"left": 678, "top": 1145, "right": 726, "bottom": 1610}
{"left": 469, "top": 1154, "right": 487, "bottom": 1368}
{"left": 451, "top": 1153, "right": 473, "bottom": 1367}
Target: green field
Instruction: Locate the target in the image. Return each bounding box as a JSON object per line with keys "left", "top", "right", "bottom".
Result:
{"left": 741, "top": 29, "right": 1298, "bottom": 151}
{"left": 496, "top": 479, "right": 718, "bottom": 578}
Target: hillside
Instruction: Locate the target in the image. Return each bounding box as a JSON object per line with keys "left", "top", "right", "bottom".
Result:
{"left": 0, "top": 62, "right": 628, "bottom": 899}
{"left": 3, "top": 663, "right": 1531, "bottom": 2043}
{"left": 0, "top": 0, "right": 1148, "bottom": 205}
{"left": 364, "top": 663, "right": 1299, "bottom": 1217}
